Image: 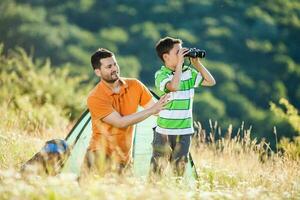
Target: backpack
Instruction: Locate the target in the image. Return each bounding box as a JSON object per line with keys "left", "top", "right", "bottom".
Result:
{"left": 21, "top": 139, "right": 70, "bottom": 175}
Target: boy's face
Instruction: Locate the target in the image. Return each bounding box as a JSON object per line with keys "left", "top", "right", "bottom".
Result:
{"left": 164, "top": 43, "right": 182, "bottom": 68}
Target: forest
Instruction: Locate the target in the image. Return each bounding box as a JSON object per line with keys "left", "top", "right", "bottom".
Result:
{"left": 1, "top": 0, "right": 300, "bottom": 147}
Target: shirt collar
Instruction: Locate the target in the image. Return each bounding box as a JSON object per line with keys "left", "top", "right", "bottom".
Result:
{"left": 161, "top": 65, "right": 189, "bottom": 74}
{"left": 161, "top": 65, "right": 173, "bottom": 73}
{"left": 99, "top": 77, "right": 128, "bottom": 96}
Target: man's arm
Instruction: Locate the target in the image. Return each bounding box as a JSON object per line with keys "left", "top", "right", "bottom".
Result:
{"left": 143, "top": 99, "right": 155, "bottom": 109}
{"left": 102, "top": 94, "right": 169, "bottom": 128}
{"left": 191, "top": 58, "right": 216, "bottom": 86}
{"left": 143, "top": 99, "right": 160, "bottom": 116}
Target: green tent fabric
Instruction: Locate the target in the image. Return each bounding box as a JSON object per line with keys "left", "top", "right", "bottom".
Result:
{"left": 61, "top": 97, "right": 198, "bottom": 182}
{"left": 61, "top": 109, "right": 92, "bottom": 174}
{"left": 132, "top": 108, "right": 197, "bottom": 182}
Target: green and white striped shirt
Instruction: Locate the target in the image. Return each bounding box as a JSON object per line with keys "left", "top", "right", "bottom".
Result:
{"left": 155, "top": 65, "right": 203, "bottom": 135}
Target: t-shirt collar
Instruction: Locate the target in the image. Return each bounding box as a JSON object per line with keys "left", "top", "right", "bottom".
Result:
{"left": 161, "top": 65, "right": 189, "bottom": 74}
{"left": 99, "top": 77, "right": 128, "bottom": 96}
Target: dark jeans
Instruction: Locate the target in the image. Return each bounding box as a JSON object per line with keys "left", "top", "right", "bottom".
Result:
{"left": 150, "top": 130, "right": 192, "bottom": 176}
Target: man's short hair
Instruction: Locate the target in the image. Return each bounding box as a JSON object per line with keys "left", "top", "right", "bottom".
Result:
{"left": 91, "top": 48, "right": 114, "bottom": 70}
{"left": 155, "top": 37, "right": 182, "bottom": 62}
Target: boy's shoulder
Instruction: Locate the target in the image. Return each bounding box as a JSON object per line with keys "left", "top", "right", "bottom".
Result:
{"left": 155, "top": 65, "right": 173, "bottom": 76}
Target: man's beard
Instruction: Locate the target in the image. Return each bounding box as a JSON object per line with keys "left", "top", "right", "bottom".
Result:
{"left": 102, "top": 73, "right": 119, "bottom": 83}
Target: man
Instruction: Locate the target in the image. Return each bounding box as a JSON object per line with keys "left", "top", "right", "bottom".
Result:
{"left": 86, "top": 48, "right": 169, "bottom": 175}
{"left": 151, "top": 36, "right": 216, "bottom": 176}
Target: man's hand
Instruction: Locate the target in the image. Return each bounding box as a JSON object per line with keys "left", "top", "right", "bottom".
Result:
{"left": 149, "top": 94, "right": 170, "bottom": 115}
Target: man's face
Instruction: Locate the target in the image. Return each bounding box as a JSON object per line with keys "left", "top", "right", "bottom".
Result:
{"left": 95, "top": 56, "right": 120, "bottom": 83}
{"left": 164, "top": 43, "right": 182, "bottom": 68}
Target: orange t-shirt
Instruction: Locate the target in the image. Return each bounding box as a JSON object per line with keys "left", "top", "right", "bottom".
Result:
{"left": 87, "top": 78, "right": 152, "bottom": 164}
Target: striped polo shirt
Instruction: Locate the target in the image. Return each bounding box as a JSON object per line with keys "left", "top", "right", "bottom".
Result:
{"left": 155, "top": 65, "right": 203, "bottom": 135}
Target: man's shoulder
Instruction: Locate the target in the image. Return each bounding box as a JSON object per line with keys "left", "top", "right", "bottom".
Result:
{"left": 122, "top": 77, "right": 138, "bottom": 83}
{"left": 121, "top": 78, "right": 151, "bottom": 96}
{"left": 87, "top": 83, "right": 100, "bottom": 97}
{"left": 87, "top": 83, "right": 108, "bottom": 102}
{"left": 122, "top": 77, "right": 143, "bottom": 87}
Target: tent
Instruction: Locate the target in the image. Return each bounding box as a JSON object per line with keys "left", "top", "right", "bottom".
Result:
{"left": 61, "top": 92, "right": 198, "bottom": 182}
{"left": 23, "top": 92, "right": 198, "bottom": 182}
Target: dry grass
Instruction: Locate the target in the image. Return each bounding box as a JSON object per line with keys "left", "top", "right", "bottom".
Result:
{"left": 192, "top": 121, "right": 300, "bottom": 199}
{"left": 0, "top": 120, "right": 299, "bottom": 200}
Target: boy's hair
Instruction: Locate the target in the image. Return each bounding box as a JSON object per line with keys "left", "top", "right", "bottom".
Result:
{"left": 155, "top": 37, "right": 182, "bottom": 62}
{"left": 91, "top": 48, "right": 114, "bottom": 70}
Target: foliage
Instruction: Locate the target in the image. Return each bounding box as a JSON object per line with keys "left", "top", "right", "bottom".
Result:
{"left": 271, "top": 98, "right": 300, "bottom": 159}
{"left": 0, "top": 45, "right": 90, "bottom": 133}
{"left": 0, "top": 0, "right": 299, "bottom": 143}
{"left": 270, "top": 98, "right": 300, "bottom": 134}
{"left": 278, "top": 136, "right": 300, "bottom": 160}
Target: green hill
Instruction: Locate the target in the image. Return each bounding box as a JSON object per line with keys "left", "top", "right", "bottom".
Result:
{"left": 1, "top": 0, "right": 300, "bottom": 146}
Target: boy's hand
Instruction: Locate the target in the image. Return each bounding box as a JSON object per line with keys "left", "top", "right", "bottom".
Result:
{"left": 191, "top": 57, "right": 202, "bottom": 67}
{"left": 176, "top": 48, "right": 189, "bottom": 69}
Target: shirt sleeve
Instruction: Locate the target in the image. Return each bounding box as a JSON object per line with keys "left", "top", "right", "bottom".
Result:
{"left": 191, "top": 68, "right": 203, "bottom": 88}
{"left": 87, "top": 96, "right": 114, "bottom": 120}
{"left": 135, "top": 79, "right": 153, "bottom": 107}
{"left": 155, "top": 71, "right": 172, "bottom": 93}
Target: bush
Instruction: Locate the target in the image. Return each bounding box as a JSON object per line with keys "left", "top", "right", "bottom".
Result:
{"left": 271, "top": 98, "right": 300, "bottom": 159}
{"left": 0, "top": 44, "right": 90, "bottom": 134}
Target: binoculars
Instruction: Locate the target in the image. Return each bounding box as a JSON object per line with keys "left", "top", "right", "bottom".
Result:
{"left": 185, "top": 48, "right": 206, "bottom": 58}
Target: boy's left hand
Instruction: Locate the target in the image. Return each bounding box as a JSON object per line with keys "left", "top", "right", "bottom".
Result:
{"left": 190, "top": 57, "right": 202, "bottom": 67}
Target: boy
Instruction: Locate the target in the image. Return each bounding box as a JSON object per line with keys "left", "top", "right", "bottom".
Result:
{"left": 151, "top": 37, "right": 216, "bottom": 176}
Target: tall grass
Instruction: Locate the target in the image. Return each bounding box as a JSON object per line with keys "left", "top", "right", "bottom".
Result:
{"left": 0, "top": 119, "right": 299, "bottom": 199}
{"left": 192, "top": 120, "right": 300, "bottom": 199}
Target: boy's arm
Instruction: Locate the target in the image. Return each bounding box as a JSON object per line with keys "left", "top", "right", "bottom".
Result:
{"left": 166, "top": 48, "right": 189, "bottom": 92}
{"left": 191, "top": 58, "right": 216, "bottom": 86}
{"left": 165, "top": 63, "right": 182, "bottom": 92}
